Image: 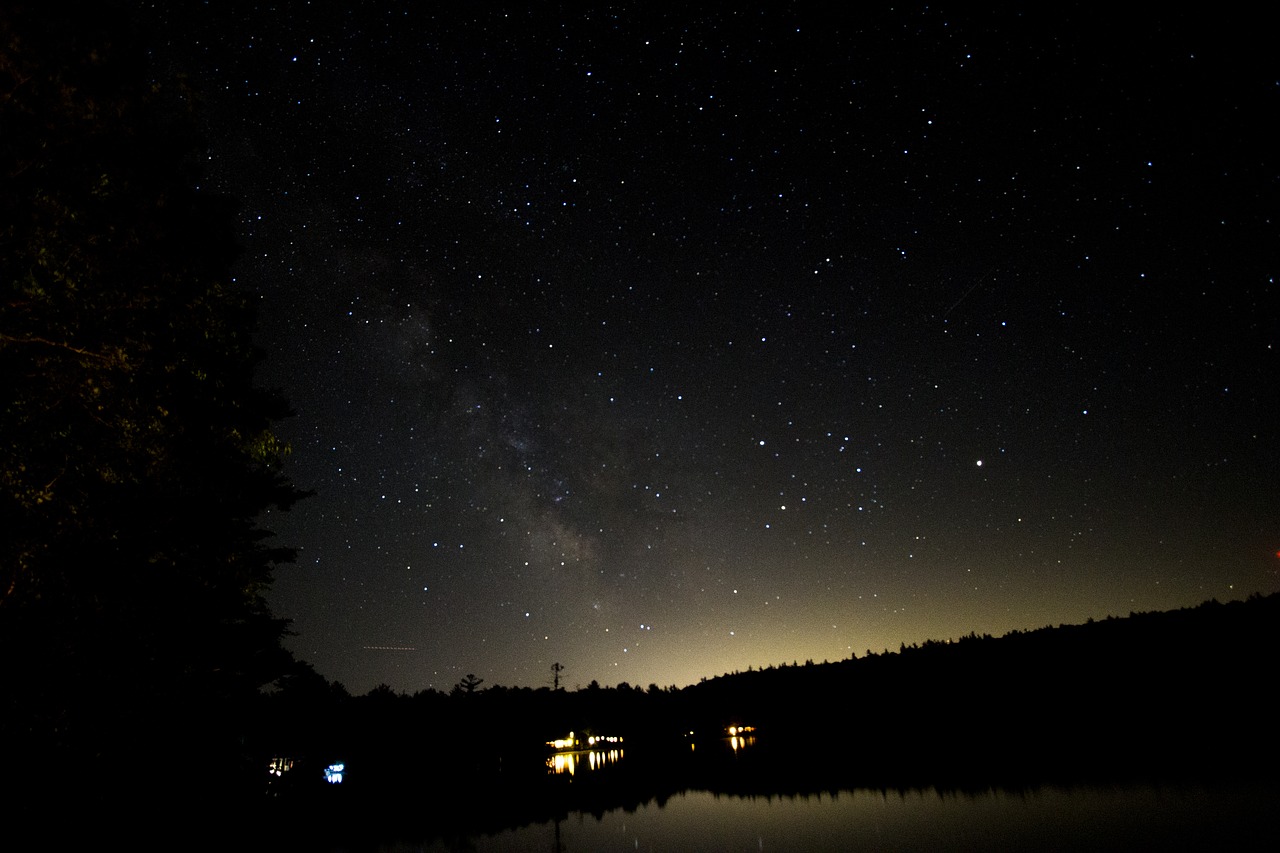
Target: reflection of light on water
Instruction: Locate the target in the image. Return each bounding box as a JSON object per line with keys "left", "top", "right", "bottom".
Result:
{"left": 727, "top": 725, "right": 757, "bottom": 753}
{"left": 267, "top": 757, "right": 294, "bottom": 777}
{"left": 462, "top": 785, "right": 1280, "bottom": 851}
{"left": 268, "top": 756, "right": 346, "bottom": 785}
{"left": 546, "top": 748, "right": 624, "bottom": 775}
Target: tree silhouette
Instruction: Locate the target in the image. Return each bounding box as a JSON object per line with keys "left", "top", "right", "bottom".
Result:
{"left": 454, "top": 673, "right": 485, "bottom": 695}
{"left": 0, "top": 5, "right": 303, "bottom": 795}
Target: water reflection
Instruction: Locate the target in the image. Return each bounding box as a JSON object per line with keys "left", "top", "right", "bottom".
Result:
{"left": 545, "top": 731, "right": 626, "bottom": 775}
{"left": 545, "top": 747, "right": 624, "bottom": 776}
{"left": 726, "top": 725, "right": 757, "bottom": 753}
{"left": 410, "top": 781, "right": 1280, "bottom": 852}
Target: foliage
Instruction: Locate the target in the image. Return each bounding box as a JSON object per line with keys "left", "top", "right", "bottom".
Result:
{"left": 453, "top": 673, "right": 485, "bottom": 695}
{"left": 0, "top": 3, "right": 303, "bottom": 786}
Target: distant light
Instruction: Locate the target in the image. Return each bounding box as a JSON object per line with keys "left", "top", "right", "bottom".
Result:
{"left": 976, "top": 460, "right": 983, "bottom": 467}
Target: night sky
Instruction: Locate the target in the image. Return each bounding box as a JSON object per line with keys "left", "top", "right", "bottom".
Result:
{"left": 151, "top": 5, "right": 1278, "bottom": 695}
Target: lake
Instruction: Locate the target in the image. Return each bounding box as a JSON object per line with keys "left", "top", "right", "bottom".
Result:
{"left": 275, "top": 732, "right": 1278, "bottom": 851}
{"left": 395, "top": 782, "right": 1277, "bottom": 851}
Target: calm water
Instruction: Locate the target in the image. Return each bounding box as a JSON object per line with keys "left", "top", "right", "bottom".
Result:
{"left": 402, "top": 782, "right": 1277, "bottom": 852}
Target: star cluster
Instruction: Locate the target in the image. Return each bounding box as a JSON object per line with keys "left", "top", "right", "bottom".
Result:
{"left": 153, "top": 5, "right": 1278, "bottom": 693}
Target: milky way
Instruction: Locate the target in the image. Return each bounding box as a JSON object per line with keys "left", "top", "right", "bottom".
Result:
{"left": 153, "top": 5, "right": 1279, "bottom": 694}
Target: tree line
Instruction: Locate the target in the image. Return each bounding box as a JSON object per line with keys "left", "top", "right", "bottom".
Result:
{"left": 260, "top": 592, "right": 1280, "bottom": 799}
{"left": 1, "top": 3, "right": 304, "bottom": 807}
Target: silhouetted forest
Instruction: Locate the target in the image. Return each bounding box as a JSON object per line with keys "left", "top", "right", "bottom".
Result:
{"left": 255, "top": 593, "right": 1280, "bottom": 843}
{"left": 1, "top": 2, "right": 304, "bottom": 812}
